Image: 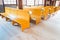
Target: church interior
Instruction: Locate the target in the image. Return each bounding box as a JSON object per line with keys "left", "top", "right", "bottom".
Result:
{"left": 0, "top": 0, "right": 60, "bottom": 40}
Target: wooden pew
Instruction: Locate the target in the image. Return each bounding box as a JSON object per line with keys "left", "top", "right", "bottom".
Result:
{"left": 37, "top": 6, "right": 49, "bottom": 20}
{"left": 0, "top": 7, "right": 30, "bottom": 31}
{"left": 24, "top": 6, "right": 50, "bottom": 21}
{"left": 48, "top": 6, "right": 55, "bottom": 15}
{"left": 24, "top": 7, "right": 42, "bottom": 24}
{"left": 43, "top": 6, "right": 49, "bottom": 20}
{"left": 56, "top": 6, "right": 60, "bottom": 10}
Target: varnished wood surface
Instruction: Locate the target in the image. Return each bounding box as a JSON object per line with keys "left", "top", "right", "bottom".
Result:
{"left": 0, "top": 10, "right": 60, "bottom": 40}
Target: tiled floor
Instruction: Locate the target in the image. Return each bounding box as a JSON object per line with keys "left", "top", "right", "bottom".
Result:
{"left": 0, "top": 10, "right": 60, "bottom": 40}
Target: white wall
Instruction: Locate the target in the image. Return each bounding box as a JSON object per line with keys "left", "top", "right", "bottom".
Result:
{"left": 4, "top": 0, "right": 44, "bottom": 6}
{"left": 0, "top": 0, "right": 3, "bottom": 5}
{"left": 56, "top": 1, "right": 60, "bottom": 6}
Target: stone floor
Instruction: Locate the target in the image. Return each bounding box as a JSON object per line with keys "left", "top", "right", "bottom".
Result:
{"left": 0, "top": 10, "right": 60, "bottom": 40}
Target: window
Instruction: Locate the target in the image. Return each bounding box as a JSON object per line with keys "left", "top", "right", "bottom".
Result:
{"left": 4, "top": 0, "right": 16, "bottom": 4}
{"left": 23, "top": 0, "right": 44, "bottom": 7}
{"left": 4, "top": 0, "right": 17, "bottom": 8}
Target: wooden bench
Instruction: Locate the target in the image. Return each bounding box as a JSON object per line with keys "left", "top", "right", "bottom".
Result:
{"left": 48, "top": 6, "right": 55, "bottom": 15}
{"left": 24, "top": 7, "right": 42, "bottom": 24}
{"left": 0, "top": 7, "right": 30, "bottom": 31}
{"left": 56, "top": 6, "right": 60, "bottom": 10}
{"left": 40, "top": 6, "right": 49, "bottom": 20}
{"left": 36, "top": 6, "right": 50, "bottom": 20}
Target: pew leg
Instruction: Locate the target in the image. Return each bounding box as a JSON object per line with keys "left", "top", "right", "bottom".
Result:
{"left": 36, "top": 18, "right": 41, "bottom": 24}
{"left": 6, "top": 18, "right": 10, "bottom": 21}
{"left": 0, "top": 14, "right": 1, "bottom": 16}
{"left": 12, "top": 21, "right": 15, "bottom": 25}
{"left": 2, "top": 15, "right": 4, "bottom": 18}
{"left": 20, "top": 22, "right": 30, "bottom": 31}
{"left": 44, "top": 16, "right": 48, "bottom": 20}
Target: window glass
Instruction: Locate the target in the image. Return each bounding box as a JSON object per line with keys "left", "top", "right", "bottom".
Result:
{"left": 23, "top": 0, "right": 44, "bottom": 7}
{"left": 4, "top": 0, "right": 17, "bottom": 8}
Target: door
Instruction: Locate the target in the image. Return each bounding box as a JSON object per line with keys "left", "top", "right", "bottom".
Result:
{"left": 0, "top": 0, "right": 5, "bottom": 13}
